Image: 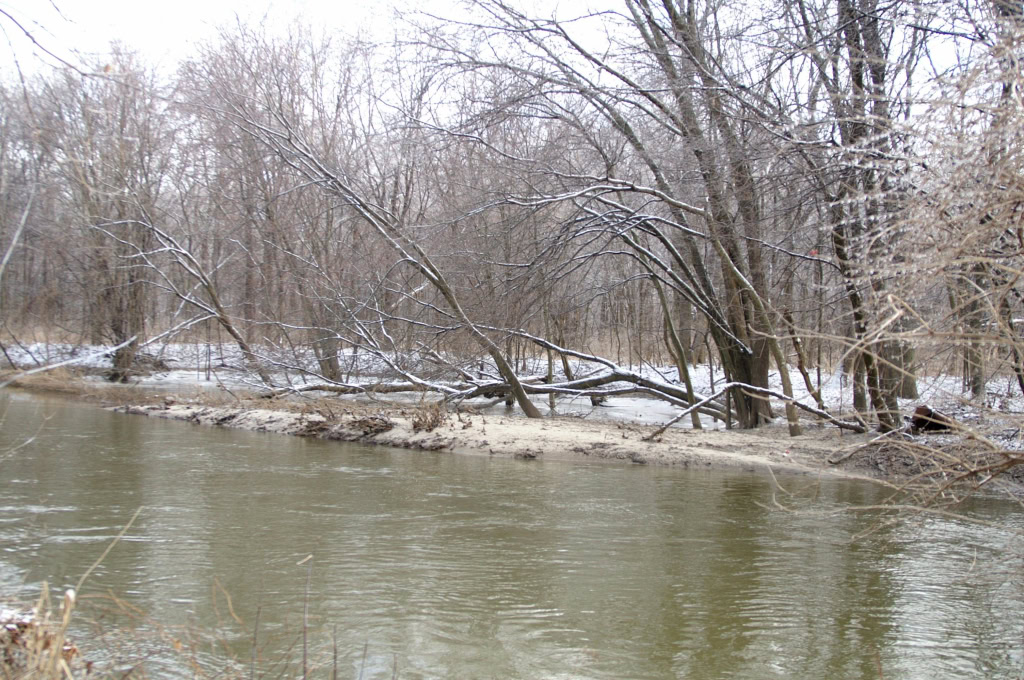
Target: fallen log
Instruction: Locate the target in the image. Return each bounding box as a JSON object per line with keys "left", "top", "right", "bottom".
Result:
{"left": 260, "top": 382, "right": 428, "bottom": 398}
{"left": 909, "top": 405, "right": 956, "bottom": 433}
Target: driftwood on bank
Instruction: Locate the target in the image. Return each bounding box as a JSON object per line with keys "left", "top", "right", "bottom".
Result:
{"left": 250, "top": 332, "right": 865, "bottom": 437}
{"left": 644, "top": 382, "right": 868, "bottom": 441}
{"left": 260, "top": 382, "right": 428, "bottom": 398}
{"left": 256, "top": 370, "right": 865, "bottom": 439}
{"left": 262, "top": 369, "right": 733, "bottom": 423}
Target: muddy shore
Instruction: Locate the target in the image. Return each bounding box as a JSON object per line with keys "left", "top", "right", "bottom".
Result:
{"left": 112, "top": 400, "right": 887, "bottom": 481}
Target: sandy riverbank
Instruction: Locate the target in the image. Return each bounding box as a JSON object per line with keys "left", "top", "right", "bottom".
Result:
{"left": 112, "top": 400, "right": 885, "bottom": 481}
{"left": 4, "top": 347, "right": 999, "bottom": 486}
{"left": 3, "top": 368, "right": 985, "bottom": 484}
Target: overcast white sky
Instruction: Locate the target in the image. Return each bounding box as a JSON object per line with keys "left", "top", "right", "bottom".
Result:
{"left": 0, "top": 0, "right": 420, "bottom": 72}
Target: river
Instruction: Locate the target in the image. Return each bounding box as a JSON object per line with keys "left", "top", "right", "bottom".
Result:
{"left": 0, "top": 390, "right": 1022, "bottom": 678}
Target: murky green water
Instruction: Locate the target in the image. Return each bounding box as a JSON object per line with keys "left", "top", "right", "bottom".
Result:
{"left": 1, "top": 391, "right": 1022, "bottom": 679}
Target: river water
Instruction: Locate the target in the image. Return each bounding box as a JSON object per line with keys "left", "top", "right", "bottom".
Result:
{"left": 0, "top": 391, "right": 1022, "bottom": 679}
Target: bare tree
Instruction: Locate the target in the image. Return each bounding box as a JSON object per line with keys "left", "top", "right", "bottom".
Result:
{"left": 30, "top": 50, "right": 170, "bottom": 380}
{"left": 416, "top": 0, "right": 814, "bottom": 430}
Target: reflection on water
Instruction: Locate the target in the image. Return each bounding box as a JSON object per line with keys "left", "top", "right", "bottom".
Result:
{"left": 0, "top": 391, "right": 1022, "bottom": 679}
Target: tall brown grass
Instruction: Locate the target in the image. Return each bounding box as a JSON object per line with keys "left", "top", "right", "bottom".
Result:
{"left": 1, "top": 584, "right": 88, "bottom": 679}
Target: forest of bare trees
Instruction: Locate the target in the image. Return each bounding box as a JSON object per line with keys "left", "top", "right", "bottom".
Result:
{"left": 1, "top": 0, "right": 1022, "bottom": 446}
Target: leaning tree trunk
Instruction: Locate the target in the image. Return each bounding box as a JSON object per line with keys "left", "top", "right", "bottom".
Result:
{"left": 832, "top": 218, "right": 899, "bottom": 432}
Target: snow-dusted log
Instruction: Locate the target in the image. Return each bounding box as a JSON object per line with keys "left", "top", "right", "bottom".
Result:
{"left": 644, "top": 382, "right": 867, "bottom": 440}
{"left": 508, "top": 331, "right": 869, "bottom": 434}
{"left": 261, "top": 382, "right": 430, "bottom": 399}
{"left": 508, "top": 332, "right": 715, "bottom": 404}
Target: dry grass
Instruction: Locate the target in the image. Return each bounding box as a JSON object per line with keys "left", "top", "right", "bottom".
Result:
{"left": 0, "top": 368, "right": 88, "bottom": 395}
{"left": 412, "top": 400, "right": 449, "bottom": 433}
{"left": 1, "top": 585, "right": 89, "bottom": 679}
{"left": 2, "top": 371, "right": 448, "bottom": 435}
{"left": 0, "top": 369, "right": 260, "bottom": 410}
{"left": 2, "top": 583, "right": 396, "bottom": 679}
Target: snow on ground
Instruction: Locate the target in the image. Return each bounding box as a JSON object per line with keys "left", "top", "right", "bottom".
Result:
{"left": 4, "top": 340, "right": 1020, "bottom": 430}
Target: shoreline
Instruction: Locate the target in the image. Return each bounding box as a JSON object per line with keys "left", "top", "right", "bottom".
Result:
{"left": 0, "top": 371, "right": 915, "bottom": 482}
{"left": 110, "top": 400, "right": 886, "bottom": 481}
